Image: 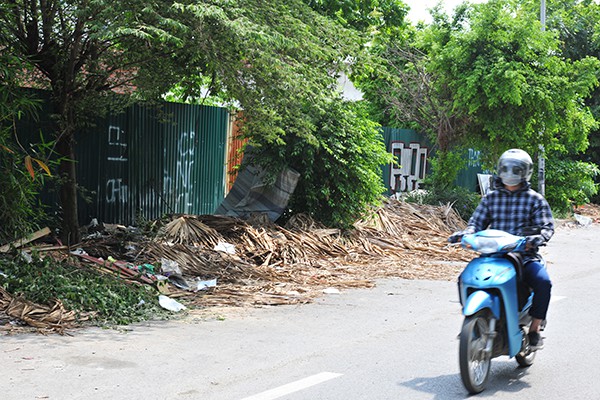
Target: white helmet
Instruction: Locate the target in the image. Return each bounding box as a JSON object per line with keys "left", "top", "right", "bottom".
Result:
{"left": 497, "top": 149, "right": 533, "bottom": 186}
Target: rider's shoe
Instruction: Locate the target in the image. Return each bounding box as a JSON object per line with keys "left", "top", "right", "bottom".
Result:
{"left": 528, "top": 331, "right": 544, "bottom": 350}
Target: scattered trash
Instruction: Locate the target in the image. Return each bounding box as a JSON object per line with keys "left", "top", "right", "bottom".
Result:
{"left": 70, "top": 248, "right": 88, "bottom": 256}
{"left": 213, "top": 242, "right": 236, "bottom": 254}
{"left": 83, "top": 232, "right": 103, "bottom": 239}
{"left": 0, "top": 199, "right": 492, "bottom": 331}
{"left": 574, "top": 213, "right": 593, "bottom": 227}
{"left": 196, "top": 278, "right": 218, "bottom": 291}
{"left": 0, "top": 287, "right": 78, "bottom": 333}
{"left": 158, "top": 295, "right": 186, "bottom": 312}
{"left": 87, "top": 218, "right": 104, "bottom": 234}
{"left": 137, "top": 264, "right": 155, "bottom": 274}
{"left": 160, "top": 258, "right": 183, "bottom": 275}
{"left": 19, "top": 251, "right": 33, "bottom": 264}
{"left": 159, "top": 258, "right": 189, "bottom": 289}
{"left": 71, "top": 253, "right": 155, "bottom": 285}
{"left": 167, "top": 274, "right": 190, "bottom": 291}
{"left": 155, "top": 276, "right": 170, "bottom": 294}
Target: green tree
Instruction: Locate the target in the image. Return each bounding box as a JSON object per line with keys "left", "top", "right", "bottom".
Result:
{"left": 2, "top": 0, "right": 392, "bottom": 235}
{"left": 305, "top": 0, "right": 415, "bottom": 127}
{"left": 545, "top": 158, "right": 599, "bottom": 214}
{"left": 426, "top": 0, "right": 598, "bottom": 161}
{"left": 364, "top": 0, "right": 599, "bottom": 195}
{"left": 542, "top": 0, "right": 600, "bottom": 205}
{"left": 173, "top": 1, "right": 392, "bottom": 227}
{"left": 1, "top": 0, "right": 182, "bottom": 243}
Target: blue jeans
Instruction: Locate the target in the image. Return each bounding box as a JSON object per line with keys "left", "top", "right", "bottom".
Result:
{"left": 523, "top": 260, "right": 552, "bottom": 320}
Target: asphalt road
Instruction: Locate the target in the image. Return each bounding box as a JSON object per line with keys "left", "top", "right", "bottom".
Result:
{"left": 1, "top": 222, "right": 599, "bottom": 400}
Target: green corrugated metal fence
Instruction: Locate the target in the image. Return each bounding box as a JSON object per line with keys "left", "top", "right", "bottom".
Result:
{"left": 78, "top": 102, "right": 230, "bottom": 225}
{"left": 15, "top": 89, "right": 487, "bottom": 227}
{"left": 15, "top": 93, "right": 231, "bottom": 226}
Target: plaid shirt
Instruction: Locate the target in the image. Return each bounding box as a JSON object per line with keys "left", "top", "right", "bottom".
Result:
{"left": 466, "top": 179, "right": 554, "bottom": 251}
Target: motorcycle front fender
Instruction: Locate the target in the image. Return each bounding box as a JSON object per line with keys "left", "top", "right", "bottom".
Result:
{"left": 463, "top": 290, "right": 501, "bottom": 319}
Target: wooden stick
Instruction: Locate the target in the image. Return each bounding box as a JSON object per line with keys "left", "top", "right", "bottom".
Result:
{"left": 0, "top": 227, "right": 51, "bottom": 253}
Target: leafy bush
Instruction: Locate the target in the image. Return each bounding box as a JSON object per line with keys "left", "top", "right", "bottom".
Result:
{"left": 545, "top": 159, "right": 599, "bottom": 216}
{"left": 0, "top": 255, "right": 167, "bottom": 326}
{"left": 425, "top": 150, "right": 470, "bottom": 191}
{"left": 283, "top": 101, "right": 393, "bottom": 228}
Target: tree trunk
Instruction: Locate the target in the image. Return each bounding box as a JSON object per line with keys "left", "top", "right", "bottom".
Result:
{"left": 56, "top": 134, "right": 80, "bottom": 245}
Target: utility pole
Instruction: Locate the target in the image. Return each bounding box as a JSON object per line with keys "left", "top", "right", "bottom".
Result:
{"left": 538, "top": 0, "right": 546, "bottom": 196}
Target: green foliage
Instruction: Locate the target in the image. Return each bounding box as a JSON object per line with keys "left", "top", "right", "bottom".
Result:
{"left": 425, "top": 149, "right": 468, "bottom": 192}
{"left": 544, "top": 1, "right": 600, "bottom": 201}
{"left": 0, "top": 255, "right": 167, "bottom": 326}
{"left": 304, "top": 0, "right": 409, "bottom": 38}
{"left": 359, "top": 0, "right": 600, "bottom": 193}
{"left": 0, "top": 55, "right": 50, "bottom": 243}
{"left": 0, "top": 150, "right": 42, "bottom": 243}
{"left": 283, "top": 101, "right": 393, "bottom": 228}
{"left": 545, "top": 158, "right": 599, "bottom": 216}
{"left": 162, "top": 1, "right": 394, "bottom": 228}
{"left": 428, "top": 0, "right": 599, "bottom": 162}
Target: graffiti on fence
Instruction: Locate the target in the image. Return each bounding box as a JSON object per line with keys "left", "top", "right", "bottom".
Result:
{"left": 106, "top": 178, "right": 128, "bottom": 204}
{"left": 163, "top": 130, "right": 195, "bottom": 213}
{"left": 105, "top": 125, "right": 129, "bottom": 205}
{"left": 389, "top": 141, "right": 428, "bottom": 193}
{"left": 468, "top": 148, "right": 481, "bottom": 167}
{"left": 107, "top": 125, "right": 128, "bottom": 162}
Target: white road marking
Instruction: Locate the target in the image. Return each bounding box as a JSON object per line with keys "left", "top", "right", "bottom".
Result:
{"left": 551, "top": 296, "right": 567, "bottom": 303}
{"left": 240, "top": 372, "right": 343, "bottom": 400}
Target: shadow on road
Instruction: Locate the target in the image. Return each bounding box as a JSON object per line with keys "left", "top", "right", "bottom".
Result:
{"left": 399, "top": 359, "right": 533, "bottom": 399}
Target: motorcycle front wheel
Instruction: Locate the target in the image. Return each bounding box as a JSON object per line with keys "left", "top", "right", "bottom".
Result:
{"left": 459, "top": 311, "right": 492, "bottom": 394}
{"left": 515, "top": 329, "right": 536, "bottom": 367}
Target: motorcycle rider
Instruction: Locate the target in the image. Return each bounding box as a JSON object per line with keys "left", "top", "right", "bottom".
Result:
{"left": 450, "top": 149, "right": 554, "bottom": 350}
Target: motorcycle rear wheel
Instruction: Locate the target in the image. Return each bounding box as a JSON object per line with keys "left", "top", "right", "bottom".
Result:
{"left": 459, "top": 311, "right": 492, "bottom": 394}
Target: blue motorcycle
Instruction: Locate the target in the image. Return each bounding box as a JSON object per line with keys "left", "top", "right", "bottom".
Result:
{"left": 453, "top": 229, "right": 542, "bottom": 394}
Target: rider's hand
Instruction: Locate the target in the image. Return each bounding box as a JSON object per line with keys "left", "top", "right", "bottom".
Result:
{"left": 525, "top": 235, "right": 544, "bottom": 251}
{"left": 448, "top": 231, "right": 464, "bottom": 244}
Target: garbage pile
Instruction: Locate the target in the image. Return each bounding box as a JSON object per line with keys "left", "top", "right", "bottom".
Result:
{"left": 0, "top": 199, "right": 470, "bottom": 332}
{"left": 77, "top": 199, "right": 469, "bottom": 308}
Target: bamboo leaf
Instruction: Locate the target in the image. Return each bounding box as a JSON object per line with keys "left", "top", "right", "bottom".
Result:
{"left": 24, "top": 155, "right": 35, "bottom": 180}
{"left": 1, "top": 144, "right": 14, "bottom": 153}
{"left": 33, "top": 157, "right": 52, "bottom": 176}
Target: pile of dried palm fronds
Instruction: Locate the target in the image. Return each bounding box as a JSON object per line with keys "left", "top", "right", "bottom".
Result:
{"left": 130, "top": 198, "right": 470, "bottom": 307}
{"left": 157, "top": 216, "right": 222, "bottom": 247}
{"left": 0, "top": 199, "right": 471, "bottom": 332}
{"left": 0, "top": 287, "right": 78, "bottom": 334}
